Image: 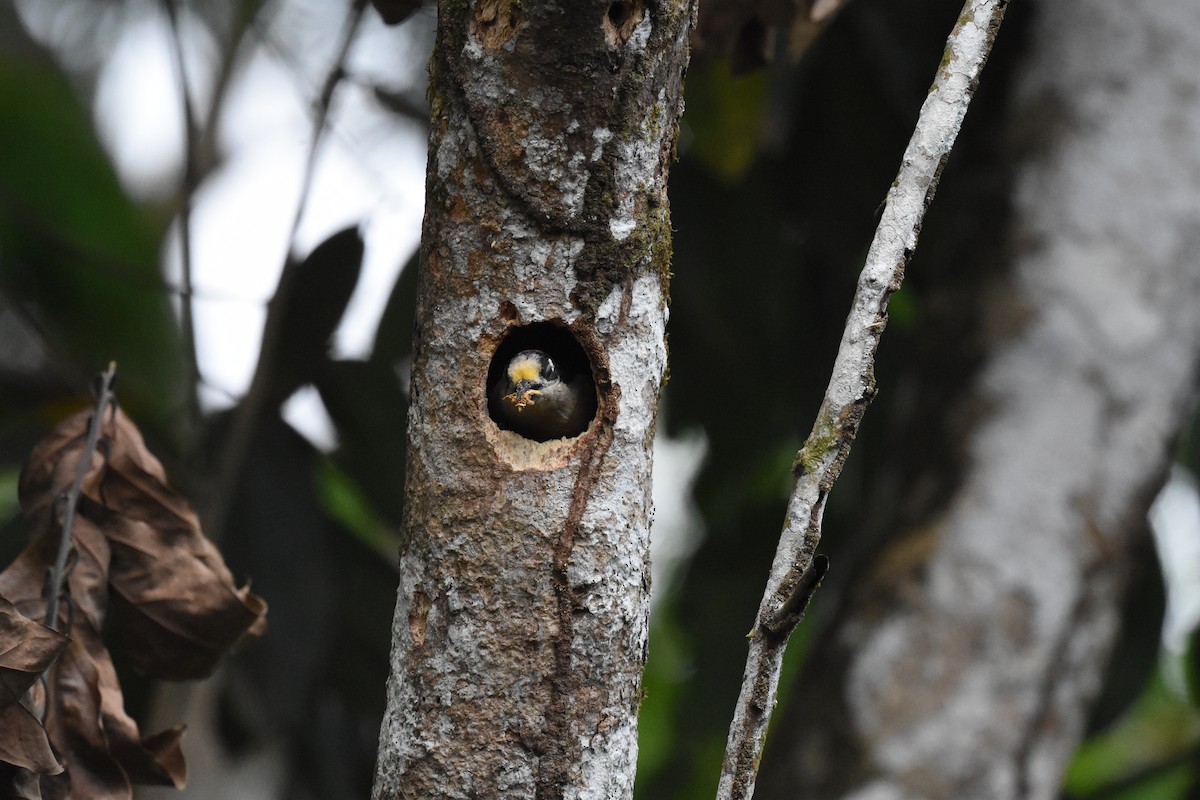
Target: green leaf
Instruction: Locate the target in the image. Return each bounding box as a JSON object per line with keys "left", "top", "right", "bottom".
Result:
{"left": 680, "top": 60, "right": 769, "bottom": 183}
{"left": 0, "top": 467, "right": 18, "bottom": 525}
{"left": 313, "top": 358, "right": 408, "bottom": 524}
{"left": 0, "top": 51, "right": 184, "bottom": 428}
{"left": 315, "top": 457, "right": 399, "bottom": 559}
{"left": 1065, "top": 666, "right": 1200, "bottom": 798}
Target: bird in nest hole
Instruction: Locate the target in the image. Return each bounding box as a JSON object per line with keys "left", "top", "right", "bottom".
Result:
{"left": 489, "top": 349, "right": 593, "bottom": 442}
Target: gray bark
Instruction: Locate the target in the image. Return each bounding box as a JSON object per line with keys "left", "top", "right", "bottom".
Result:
{"left": 759, "top": 0, "right": 1200, "bottom": 797}
{"left": 372, "top": 1, "right": 695, "bottom": 798}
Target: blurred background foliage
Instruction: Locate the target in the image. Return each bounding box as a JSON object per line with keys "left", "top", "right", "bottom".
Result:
{"left": 0, "top": 0, "right": 1197, "bottom": 798}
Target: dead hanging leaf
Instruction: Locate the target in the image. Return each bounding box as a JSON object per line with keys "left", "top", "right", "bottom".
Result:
{"left": 1, "top": 508, "right": 113, "bottom": 638}
{"left": 0, "top": 597, "right": 67, "bottom": 775}
{"left": 39, "top": 620, "right": 186, "bottom": 798}
{"left": 0, "top": 398, "right": 267, "bottom": 798}
{"left": 105, "top": 514, "right": 268, "bottom": 680}
{"left": 0, "top": 494, "right": 115, "bottom": 793}
{"left": 82, "top": 408, "right": 267, "bottom": 679}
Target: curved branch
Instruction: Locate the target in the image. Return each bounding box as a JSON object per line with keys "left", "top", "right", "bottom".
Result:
{"left": 715, "top": 2, "right": 1009, "bottom": 797}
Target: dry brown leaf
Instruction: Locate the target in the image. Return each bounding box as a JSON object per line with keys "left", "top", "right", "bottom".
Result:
{"left": 0, "top": 763, "right": 54, "bottom": 799}
{"left": 40, "top": 622, "right": 186, "bottom": 797}
{"left": 106, "top": 514, "right": 268, "bottom": 679}
{"left": 3, "top": 514, "right": 112, "bottom": 637}
{"left": 0, "top": 598, "right": 66, "bottom": 774}
{"left": 16, "top": 415, "right": 105, "bottom": 520}
{"left": 0, "top": 597, "right": 68, "bottom": 706}
{"left": 91, "top": 410, "right": 268, "bottom": 678}
{"left": 0, "top": 402, "right": 267, "bottom": 797}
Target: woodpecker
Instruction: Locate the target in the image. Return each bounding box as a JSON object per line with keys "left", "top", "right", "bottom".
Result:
{"left": 489, "top": 349, "right": 593, "bottom": 441}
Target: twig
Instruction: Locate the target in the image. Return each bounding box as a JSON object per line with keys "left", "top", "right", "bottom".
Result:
{"left": 204, "top": 0, "right": 269, "bottom": 139}
{"left": 45, "top": 363, "right": 118, "bottom": 633}
{"left": 284, "top": 0, "right": 369, "bottom": 254}
{"left": 714, "top": 2, "right": 1009, "bottom": 798}
{"left": 161, "top": 0, "right": 203, "bottom": 441}
{"left": 203, "top": 0, "right": 368, "bottom": 542}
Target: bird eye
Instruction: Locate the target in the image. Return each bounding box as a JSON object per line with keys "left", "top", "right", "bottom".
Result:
{"left": 542, "top": 359, "right": 559, "bottom": 381}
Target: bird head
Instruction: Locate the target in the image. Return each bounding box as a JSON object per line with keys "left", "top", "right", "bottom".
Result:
{"left": 502, "top": 350, "right": 559, "bottom": 411}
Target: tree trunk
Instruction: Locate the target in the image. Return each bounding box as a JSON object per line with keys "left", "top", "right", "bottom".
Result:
{"left": 758, "top": 0, "right": 1200, "bottom": 797}
{"left": 372, "top": 1, "right": 695, "bottom": 798}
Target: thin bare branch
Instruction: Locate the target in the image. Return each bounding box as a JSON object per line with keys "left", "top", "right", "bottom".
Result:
{"left": 44, "top": 362, "right": 117, "bottom": 638}
{"left": 161, "top": 0, "right": 203, "bottom": 441}
{"left": 203, "top": 0, "right": 368, "bottom": 542}
{"left": 203, "top": 0, "right": 270, "bottom": 145}
{"left": 715, "top": 2, "right": 1009, "bottom": 797}
{"left": 284, "top": 0, "right": 369, "bottom": 253}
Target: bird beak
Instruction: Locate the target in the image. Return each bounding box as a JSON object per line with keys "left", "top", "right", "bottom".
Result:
{"left": 507, "top": 380, "right": 541, "bottom": 410}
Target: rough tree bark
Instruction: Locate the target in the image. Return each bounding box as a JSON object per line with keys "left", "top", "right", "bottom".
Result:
{"left": 372, "top": 1, "right": 695, "bottom": 798}
{"left": 758, "top": 0, "right": 1200, "bottom": 798}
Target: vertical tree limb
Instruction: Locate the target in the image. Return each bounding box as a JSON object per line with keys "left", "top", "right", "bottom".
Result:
{"left": 372, "top": 0, "right": 695, "bottom": 797}
{"left": 716, "top": 2, "right": 1008, "bottom": 798}
{"left": 759, "top": 0, "right": 1200, "bottom": 796}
